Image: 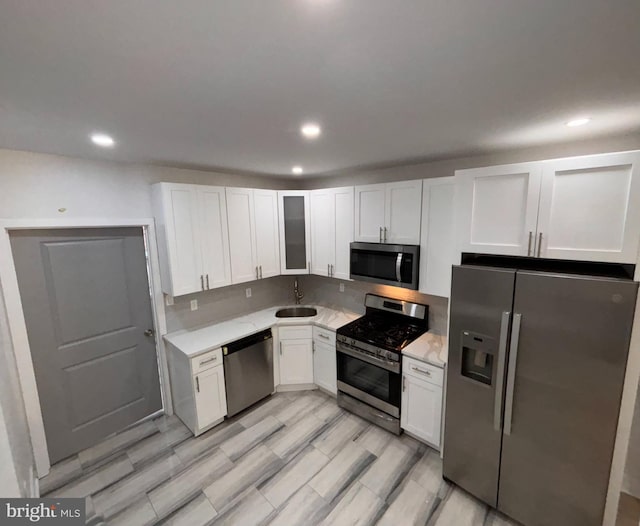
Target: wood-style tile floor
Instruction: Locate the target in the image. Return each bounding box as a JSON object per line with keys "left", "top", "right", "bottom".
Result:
{"left": 40, "top": 390, "right": 518, "bottom": 525}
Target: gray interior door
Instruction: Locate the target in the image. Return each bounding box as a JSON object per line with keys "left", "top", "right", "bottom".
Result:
{"left": 10, "top": 228, "right": 162, "bottom": 464}
{"left": 498, "top": 271, "right": 638, "bottom": 526}
{"left": 443, "top": 265, "right": 516, "bottom": 507}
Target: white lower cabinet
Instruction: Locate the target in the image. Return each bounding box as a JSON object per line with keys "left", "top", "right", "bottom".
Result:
{"left": 194, "top": 366, "right": 227, "bottom": 431}
{"left": 401, "top": 356, "right": 443, "bottom": 449}
{"left": 166, "top": 344, "right": 227, "bottom": 436}
{"left": 278, "top": 325, "right": 314, "bottom": 386}
{"left": 313, "top": 326, "right": 337, "bottom": 394}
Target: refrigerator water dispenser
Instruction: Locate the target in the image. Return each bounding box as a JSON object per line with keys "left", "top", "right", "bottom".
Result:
{"left": 461, "top": 331, "right": 494, "bottom": 385}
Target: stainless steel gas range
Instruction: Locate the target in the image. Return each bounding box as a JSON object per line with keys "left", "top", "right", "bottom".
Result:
{"left": 336, "top": 294, "right": 428, "bottom": 434}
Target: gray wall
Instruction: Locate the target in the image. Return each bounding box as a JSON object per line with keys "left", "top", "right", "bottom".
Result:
{"left": 301, "top": 132, "right": 640, "bottom": 188}
{"left": 0, "top": 148, "right": 295, "bottom": 220}
{"left": 165, "top": 276, "right": 294, "bottom": 333}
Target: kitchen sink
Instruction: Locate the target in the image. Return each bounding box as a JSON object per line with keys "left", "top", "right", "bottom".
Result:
{"left": 275, "top": 307, "right": 318, "bottom": 318}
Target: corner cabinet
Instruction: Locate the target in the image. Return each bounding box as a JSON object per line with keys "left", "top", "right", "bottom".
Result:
{"left": 419, "top": 177, "right": 458, "bottom": 298}
{"left": 152, "top": 183, "right": 232, "bottom": 296}
{"left": 401, "top": 357, "right": 442, "bottom": 449}
{"left": 455, "top": 152, "right": 640, "bottom": 263}
{"left": 355, "top": 180, "right": 423, "bottom": 244}
{"left": 226, "top": 188, "right": 280, "bottom": 284}
{"left": 166, "top": 344, "right": 227, "bottom": 436}
{"left": 277, "top": 325, "right": 314, "bottom": 387}
{"left": 278, "top": 191, "right": 311, "bottom": 274}
{"left": 310, "top": 187, "right": 354, "bottom": 279}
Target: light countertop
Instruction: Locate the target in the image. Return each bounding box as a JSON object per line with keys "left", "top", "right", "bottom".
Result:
{"left": 402, "top": 332, "right": 448, "bottom": 368}
{"left": 164, "top": 305, "right": 360, "bottom": 357}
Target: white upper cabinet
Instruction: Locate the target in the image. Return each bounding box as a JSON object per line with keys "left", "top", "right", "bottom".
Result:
{"left": 278, "top": 191, "right": 311, "bottom": 275}
{"left": 199, "top": 187, "right": 232, "bottom": 290}
{"left": 226, "top": 188, "right": 258, "bottom": 284}
{"left": 355, "top": 180, "right": 422, "bottom": 244}
{"left": 226, "top": 188, "right": 280, "bottom": 283}
{"left": 152, "top": 183, "right": 231, "bottom": 296}
{"left": 419, "top": 177, "right": 457, "bottom": 298}
{"left": 456, "top": 152, "right": 640, "bottom": 263}
{"left": 310, "top": 187, "right": 354, "bottom": 279}
{"left": 456, "top": 162, "right": 542, "bottom": 256}
{"left": 354, "top": 184, "right": 386, "bottom": 242}
{"left": 536, "top": 152, "right": 640, "bottom": 263}
{"left": 253, "top": 189, "right": 281, "bottom": 278}
{"left": 385, "top": 180, "right": 423, "bottom": 244}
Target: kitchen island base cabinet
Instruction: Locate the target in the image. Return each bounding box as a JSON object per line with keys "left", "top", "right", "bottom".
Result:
{"left": 167, "top": 343, "right": 227, "bottom": 436}
{"left": 401, "top": 357, "right": 442, "bottom": 450}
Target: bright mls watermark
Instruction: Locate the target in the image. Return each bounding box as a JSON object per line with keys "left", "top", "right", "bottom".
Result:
{"left": 0, "top": 499, "right": 84, "bottom": 525}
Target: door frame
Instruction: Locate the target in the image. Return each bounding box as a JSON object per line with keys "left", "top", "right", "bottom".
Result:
{"left": 0, "top": 218, "right": 172, "bottom": 479}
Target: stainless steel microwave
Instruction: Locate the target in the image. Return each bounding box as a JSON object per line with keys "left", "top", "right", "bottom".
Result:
{"left": 350, "top": 242, "right": 420, "bottom": 290}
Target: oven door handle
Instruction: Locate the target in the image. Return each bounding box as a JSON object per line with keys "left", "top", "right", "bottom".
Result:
{"left": 395, "top": 253, "right": 403, "bottom": 282}
{"left": 337, "top": 343, "right": 400, "bottom": 374}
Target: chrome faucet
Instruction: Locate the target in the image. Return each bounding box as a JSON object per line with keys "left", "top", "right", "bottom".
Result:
{"left": 293, "top": 278, "right": 304, "bottom": 305}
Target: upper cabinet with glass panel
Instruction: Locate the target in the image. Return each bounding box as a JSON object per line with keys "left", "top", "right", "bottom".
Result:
{"left": 278, "top": 191, "right": 311, "bottom": 274}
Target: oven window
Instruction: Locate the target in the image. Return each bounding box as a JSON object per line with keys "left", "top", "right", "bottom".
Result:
{"left": 350, "top": 248, "right": 414, "bottom": 284}
{"left": 337, "top": 352, "right": 401, "bottom": 408}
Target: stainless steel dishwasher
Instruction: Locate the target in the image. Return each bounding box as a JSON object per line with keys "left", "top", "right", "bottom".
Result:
{"left": 222, "top": 328, "right": 274, "bottom": 417}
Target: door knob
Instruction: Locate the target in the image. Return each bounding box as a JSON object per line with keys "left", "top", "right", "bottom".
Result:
{"left": 144, "top": 329, "right": 154, "bottom": 337}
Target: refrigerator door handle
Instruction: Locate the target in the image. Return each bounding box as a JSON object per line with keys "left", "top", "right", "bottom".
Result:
{"left": 494, "top": 311, "right": 511, "bottom": 431}
{"left": 503, "top": 312, "right": 522, "bottom": 436}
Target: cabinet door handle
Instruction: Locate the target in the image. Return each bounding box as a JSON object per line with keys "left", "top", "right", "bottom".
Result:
{"left": 200, "top": 356, "right": 217, "bottom": 366}
{"left": 279, "top": 342, "right": 283, "bottom": 356}
{"left": 318, "top": 333, "right": 330, "bottom": 340}
{"left": 328, "top": 263, "right": 330, "bottom": 276}
{"left": 195, "top": 376, "right": 200, "bottom": 393}
{"left": 384, "top": 227, "right": 387, "bottom": 243}
{"left": 537, "top": 232, "right": 543, "bottom": 257}
{"left": 206, "top": 274, "right": 210, "bottom": 289}
{"left": 255, "top": 266, "right": 259, "bottom": 279}
{"left": 308, "top": 261, "right": 311, "bottom": 274}
{"left": 379, "top": 227, "right": 383, "bottom": 243}
{"left": 312, "top": 342, "right": 315, "bottom": 353}
{"left": 259, "top": 266, "right": 263, "bottom": 279}
{"left": 200, "top": 275, "right": 204, "bottom": 290}
{"left": 527, "top": 231, "right": 533, "bottom": 256}
{"left": 411, "top": 365, "right": 432, "bottom": 376}
{"left": 330, "top": 264, "right": 334, "bottom": 277}
{"left": 402, "top": 375, "right": 406, "bottom": 392}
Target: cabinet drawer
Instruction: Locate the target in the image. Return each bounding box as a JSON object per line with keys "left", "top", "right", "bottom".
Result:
{"left": 313, "top": 326, "right": 336, "bottom": 346}
{"left": 279, "top": 325, "right": 312, "bottom": 340}
{"left": 191, "top": 348, "right": 223, "bottom": 374}
{"left": 403, "top": 357, "right": 443, "bottom": 386}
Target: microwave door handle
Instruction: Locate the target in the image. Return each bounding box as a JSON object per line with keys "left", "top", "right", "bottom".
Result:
{"left": 395, "top": 253, "right": 403, "bottom": 282}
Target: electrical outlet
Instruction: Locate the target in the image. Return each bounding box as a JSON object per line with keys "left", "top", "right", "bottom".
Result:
{"left": 190, "top": 299, "right": 198, "bottom": 311}
{"left": 339, "top": 283, "right": 345, "bottom": 292}
{"left": 246, "top": 288, "right": 252, "bottom": 298}
{"left": 165, "top": 295, "right": 174, "bottom": 306}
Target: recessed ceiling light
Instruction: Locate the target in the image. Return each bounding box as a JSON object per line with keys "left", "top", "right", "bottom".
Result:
{"left": 90, "top": 133, "right": 115, "bottom": 147}
{"left": 300, "top": 123, "right": 321, "bottom": 139}
{"left": 292, "top": 166, "right": 304, "bottom": 175}
{"left": 566, "top": 117, "right": 591, "bottom": 127}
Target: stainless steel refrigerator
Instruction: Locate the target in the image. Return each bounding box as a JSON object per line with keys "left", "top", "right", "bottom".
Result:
{"left": 443, "top": 259, "right": 638, "bottom": 526}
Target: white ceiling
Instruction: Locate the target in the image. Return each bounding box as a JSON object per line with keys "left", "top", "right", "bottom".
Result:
{"left": 1, "top": 1, "right": 639, "bottom": 177}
